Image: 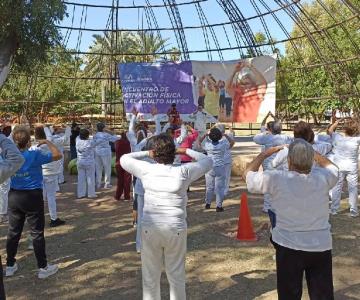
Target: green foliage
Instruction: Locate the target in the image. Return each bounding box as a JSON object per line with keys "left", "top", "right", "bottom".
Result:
{"left": 0, "top": 30, "right": 172, "bottom": 122}
{"left": 278, "top": 0, "right": 360, "bottom": 122}
{"left": 0, "top": 0, "right": 67, "bottom": 70}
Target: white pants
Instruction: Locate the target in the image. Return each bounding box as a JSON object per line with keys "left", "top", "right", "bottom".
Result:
{"left": 224, "top": 162, "right": 232, "bottom": 196}
{"left": 331, "top": 170, "right": 358, "bottom": 213}
{"left": 77, "top": 162, "right": 96, "bottom": 198}
{"left": 136, "top": 194, "right": 144, "bottom": 252}
{"left": 43, "top": 175, "right": 58, "bottom": 220}
{"left": 58, "top": 157, "right": 65, "bottom": 184}
{"left": 205, "top": 166, "right": 225, "bottom": 207}
{"left": 95, "top": 153, "right": 112, "bottom": 188}
{"left": 0, "top": 179, "right": 10, "bottom": 215}
{"left": 141, "top": 226, "right": 187, "bottom": 300}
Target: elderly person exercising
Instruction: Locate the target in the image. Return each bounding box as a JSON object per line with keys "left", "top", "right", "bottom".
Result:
{"left": 120, "top": 133, "right": 212, "bottom": 300}
{"left": 245, "top": 139, "right": 338, "bottom": 300}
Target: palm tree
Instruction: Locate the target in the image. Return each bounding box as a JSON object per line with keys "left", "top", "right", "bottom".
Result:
{"left": 84, "top": 31, "right": 171, "bottom": 114}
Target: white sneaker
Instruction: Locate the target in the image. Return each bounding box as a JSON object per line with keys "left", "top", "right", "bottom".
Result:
{"left": 5, "top": 263, "right": 18, "bottom": 277}
{"left": 350, "top": 210, "right": 359, "bottom": 218}
{"left": 38, "top": 264, "right": 59, "bottom": 279}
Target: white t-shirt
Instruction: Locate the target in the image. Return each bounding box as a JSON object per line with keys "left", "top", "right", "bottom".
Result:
{"left": 246, "top": 165, "right": 338, "bottom": 251}
{"left": 272, "top": 142, "right": 332, "bottom": 171}
{"left": 253, "top": 129, "right": 293, "bottom": 170}
{"left": 76, "top": 137, "right": 102, "bottom": 165}
{"left": 94, "top": 132, "right": 120, "bottom": 156}
{"left": 120, "top": 149, "right": 213, "bottom": 229}
{"left": 331, "top": 133, "right": 360, "bottom": 172}
{"left": 203, "top": 138, "right": 230, "bottom": 167}
{"left": 190, "top": 111, "right": 207, "bottom": 132}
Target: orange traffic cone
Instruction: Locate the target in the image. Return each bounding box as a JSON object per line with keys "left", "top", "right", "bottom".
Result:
{"left": 237, "top": 193, "right": 257, "bottom": 241}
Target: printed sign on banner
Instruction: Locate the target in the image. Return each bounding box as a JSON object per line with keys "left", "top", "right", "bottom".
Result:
{"left": 118, "top": 56, "right": 276, "bottom": 123}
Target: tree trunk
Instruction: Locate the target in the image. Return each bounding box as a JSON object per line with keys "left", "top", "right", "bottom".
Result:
{"left": 0, "top": 36, "right": 17, "bottom": 88}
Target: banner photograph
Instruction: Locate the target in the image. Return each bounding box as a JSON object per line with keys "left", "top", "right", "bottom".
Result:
{"left": 118, "top": 56, "right": 276, "bottom": 123}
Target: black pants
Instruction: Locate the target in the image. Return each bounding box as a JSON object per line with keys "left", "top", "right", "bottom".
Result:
{"left": 6, "top": 189, "right": 47, "bottom": 269}
{"left": 272, "top": 240, "right": 334, "bottom": 300}
{"left": 0, "top": 256, "right": 5, "bottom": 299}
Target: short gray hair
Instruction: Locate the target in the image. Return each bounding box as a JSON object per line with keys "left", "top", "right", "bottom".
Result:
{"left": 288, "top": 139, "right": 314, "bottom": 172}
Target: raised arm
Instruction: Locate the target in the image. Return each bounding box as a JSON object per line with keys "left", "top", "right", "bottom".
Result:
{"left": 44, "top": 126, "right": 53, "bottom": 141}
{"left": 120, "top": 151, "right": 150, "bottom": 179}
{"left": 0, "top": 134, "right": 25, "bottom": 183}
{"left": 177, "top": 148, "right": 213, "bottom": 182}
{"left": 244, "top": 145, "right": 284, "bottom": 179}
{"left": 328, "top": 119, "right": 340, "bottom": 135}
{"left": 175, "top": 123, "right": 187, "bottom": 144}
{"left": 313, "top": 151, "right": 337, "bottom": 169}
{"left": 223, "top": 133, "right": 235, "bottom": 149}
{"left": 37, "top": 140, "right": 63, "bottom": 162}
{"left": 261, "top": 111, "right": 272, "bottom": 127}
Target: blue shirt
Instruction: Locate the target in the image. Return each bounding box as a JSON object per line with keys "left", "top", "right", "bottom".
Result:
{"left": 11, "top": 149, "right": 52, "bottom": 190}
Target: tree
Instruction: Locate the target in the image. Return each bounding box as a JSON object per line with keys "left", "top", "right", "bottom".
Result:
{"left": 84, "top": 31, "right": 170, "bottom": 115}
{"left": 278, "top": 0, "right": 360, "bottom": 122}
{"left": 0, "top": 0, "right": 66, "bottom": 87}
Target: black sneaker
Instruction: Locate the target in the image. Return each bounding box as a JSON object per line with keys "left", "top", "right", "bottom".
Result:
{"left": 50, "top": 218, "right": 66, "bottom": 227}
{"left": 216, "top": 207, "right": 224, "bottom": 212}
{"left": 205, "top": 204, "right": 211, "bottom": 209}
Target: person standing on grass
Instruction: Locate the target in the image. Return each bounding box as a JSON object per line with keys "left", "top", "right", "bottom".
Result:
{"left": 120, "top": 134, "right": 212, "bottom": 300}
{"left": 75, "top": 128, "right": 102, "bottom": 199}
{"left": 201, "top": 127, "right": 235, "bottom": 212}
{"left": 94, "top": 122, "right": 120, "bottom": 190}
{"left": 0, "top": 129, "right": 24, "bottom": 299}
{"left": 188, "top": 105, "right": 208, "bottom": 150}
{"left": 215, "top": 123, "right": 235, "bottom": 196}
{"left": 114, "top": 131, "right": 132, "bottom": 201}
{"left": 245, "top": 139, "right": 338, "bottom": 300}
{"left": 253, "top": 111, "right": 292, "bottom": 213}
{"left": 32, "top": 125, "right": 66, "bottom": 227}
{"left": 70, "top": 122, "right": 80, "bottom": 160}
{"left": 328, "top": 118, "right": 360, "bottom": 217}
{"left": 49, "top": 124, "right": 71, "bottom": 185}
{"left": 0, "top": 124, "right": 14, "bottom": 224}
{"left": 5, "top": 126, "right": 62, "bottom": 279}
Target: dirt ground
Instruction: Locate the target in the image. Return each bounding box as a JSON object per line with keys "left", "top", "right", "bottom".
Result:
{"left": 1, "top": 138, "right": 360, "bottom": 300}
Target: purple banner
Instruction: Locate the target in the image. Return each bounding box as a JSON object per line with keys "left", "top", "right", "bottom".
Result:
{"left": 118, "top": 61, "right": 196, "bottom": 114}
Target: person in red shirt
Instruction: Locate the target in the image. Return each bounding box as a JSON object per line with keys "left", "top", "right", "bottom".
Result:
{"left": 180, "top": 125, "right": 199, "bottom": 163}
{"left": 114, "top": 131, "right": 132, "bottom": 201}
{"left": 167, "top": 103, "right": 181, "bottom": 129}
{"left": 226, "top": 61, "right": 267, "bottom": 123}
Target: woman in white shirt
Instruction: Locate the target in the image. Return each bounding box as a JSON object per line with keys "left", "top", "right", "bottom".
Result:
{"left": 253, "top": 115, "right": 292, "bottom": 212}
{"left": 328, "top": 119, "right": 360, "bottom": 217}
{"left": 120, "top": 133, "right": 212, "bottom": 300}
{"left": 245, "top": 139, "right": 338, "bottom": 300}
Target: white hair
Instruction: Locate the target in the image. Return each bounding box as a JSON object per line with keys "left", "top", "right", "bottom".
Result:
{"left": 288, "top": 139, "right": 314, "bottom": 172}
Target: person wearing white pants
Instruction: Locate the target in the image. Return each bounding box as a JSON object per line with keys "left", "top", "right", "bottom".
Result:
{"left": 33, "top": 125, "right": 66, "bottom": 227}
{"left": 328, "top": 119, "right": 360, "bottom": 217}
{"left": 253, "top": 113, "right": 292, "bottom": 212}
{"left": 202, "top": 127, "right": 234, "bottom": 211}
{"left": 0, "top": 178, "right": 10, "bottom": 222}
{"left": 216, "top": 124, "right": 235, "bottom": 196}
{"left": 45, "top": 125, "right": 71, "bottom": 186}
{"left": 120, "top": 134, "right": 212, "bottom": 300}
{"left": 76, "top": 129, "right": 102, "bottom": 198}
{"left": 94, "top": 122, "right": 120, "bottom": 189}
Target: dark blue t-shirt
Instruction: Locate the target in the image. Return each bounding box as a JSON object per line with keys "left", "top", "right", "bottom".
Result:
{"left": 11, "top": 149, "right": 52, "bottom": 190}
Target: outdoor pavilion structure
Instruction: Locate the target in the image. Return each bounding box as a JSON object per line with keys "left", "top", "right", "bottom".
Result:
{"left": 5, "top": 0, "right": 360, "bottom": 127}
